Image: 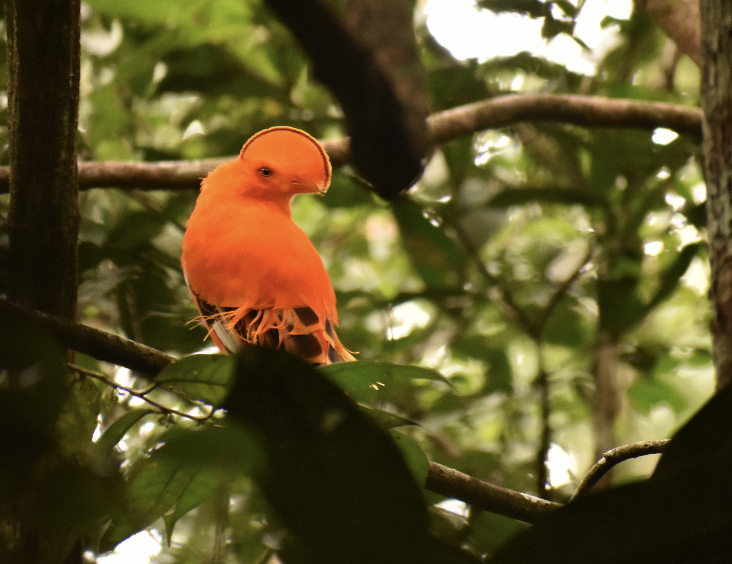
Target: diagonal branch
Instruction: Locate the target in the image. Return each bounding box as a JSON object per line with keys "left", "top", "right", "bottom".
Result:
{"left": 425, "top": 462, "right": 560, "bottom": 523}
{"left": 570, "top": 439, "right": 670, "bottom": 501}
{"left": 0, "top": 298, "right": 174, "bottom": 377}
{"left": 0, "top": 94, "right": 702, "bottom": 194}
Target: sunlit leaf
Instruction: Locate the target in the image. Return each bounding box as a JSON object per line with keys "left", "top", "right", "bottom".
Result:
{"left": 628, "top": 377, "right": 687, "bottom": 415}
{"left": 156, "top": 354, "right": 235, "bottom": 406}
{"left": 320, "top": 360, "right": 451, "bottom": 403}
{"left": 94, "top": 409, "right": 155, "bottom": 457}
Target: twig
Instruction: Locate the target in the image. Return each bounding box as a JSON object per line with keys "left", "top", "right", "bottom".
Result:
{"left": 425, "top": 462, "right": 560, "bottom": 524}
{"left": 535, "top": 362, "right": 551, "bottom": 499}
{"left": 570, "top": 439, "right": 670, "bottom": 501}
{"left": 449, "top": 219, "right": 534, "bottom": 330}
{"left": 0, "top": 297, "right": 174, "bottom": 376}
{"left": 69, "top": 363, "right": 215, "bottom": 423}
{"left": 536, "top": 246, "right": 594, "bottom": 333}
{"left": 0, "top": 95, "right": 702, "bottom": 194}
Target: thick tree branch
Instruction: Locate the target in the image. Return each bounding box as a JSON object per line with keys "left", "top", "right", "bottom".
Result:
{"left": 0, "top": 95, "right": 701, "bottom": 194}
{"left": 427, "top": 94, "right": 702, "bottom": 145}
{"left": 264, "top": 0, "right": 429, "bottom": 199}
{"left": 425, "top": 462, "right": 560, "bottom": 524}
{"left": 570, "top": 439, "right": 670, "bottom": 501}
{"left": 646, "top": 0, "right": 702, "bottom": 67}
{"left": 0, "top": 298, "right": 174, "bottom": 377}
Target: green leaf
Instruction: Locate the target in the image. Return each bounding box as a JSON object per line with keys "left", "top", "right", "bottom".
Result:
{"left": 628, "top": 377, "right": 687, "bottom": 415}
{"left": 101, "top": 425, "right": 261, "bottom": 551}
{"left": 597, "top": 276, "right": 645, "bottom": 333}
{"left": 83, "top": 0, "right": 208, "bottom": 25}
{"left": 392, "top": 198, "right": 467, "bottom": 290}
{"left": 106, "top": 210, "right": 167, "bottom": 252}
{"left": 94, "top": 409, "right": 155, "bottom": 457}
{"left": 540, "top": 299, "right": 588, "bottom": 347}
{"left": 359, "top": 405, "right": 418, "bottom": 429}
{"left": 390, "top": 429, "right": 430, "bottom": 485}
{"left": 225, "top": 346, "right": 434, "bottom": 564}
{"left": 319, "top": 360, "right": 451, "bottom": 403}
{"left": 645, "top": 243, "right": 702, "bottom": 311}
{"left": 156, "top": 354, "right": 236, "bottom": 406}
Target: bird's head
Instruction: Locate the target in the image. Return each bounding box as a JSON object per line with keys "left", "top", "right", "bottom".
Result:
{"left": 232, "top": 126, "right": 332, "bottom": 201}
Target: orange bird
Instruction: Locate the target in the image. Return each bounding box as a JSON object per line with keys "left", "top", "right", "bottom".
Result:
{"left": 181, "top": 126, "right": 355, "bottom": 365}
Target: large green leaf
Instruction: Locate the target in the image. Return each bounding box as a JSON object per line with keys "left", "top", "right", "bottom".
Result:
{"left": 319, "top": 360, "right": 451, "bottom": 403}
{"left": 156, "top": 353, "right": 235, "bottom": 406}
{"left": 224, "top": 346, "right": 436, "bottom": 564}
{"left": 100, "top": 425, "right": 261, "bottom": 551}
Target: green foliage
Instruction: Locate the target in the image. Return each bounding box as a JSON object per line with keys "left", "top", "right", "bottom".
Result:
{"left": 0, "top": 0, "right": 717, "bottom": 561}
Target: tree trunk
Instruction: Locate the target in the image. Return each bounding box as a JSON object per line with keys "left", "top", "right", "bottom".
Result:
{"left": 6, "top": 0, "right": 81, "bottom": 320}
{"left": 700, "top": 0, "right": 732, "bottom": 390}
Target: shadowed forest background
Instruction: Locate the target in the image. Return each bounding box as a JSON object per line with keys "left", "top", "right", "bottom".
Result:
{"left": 1, "top": 0, "right": 732, "bottom": 563}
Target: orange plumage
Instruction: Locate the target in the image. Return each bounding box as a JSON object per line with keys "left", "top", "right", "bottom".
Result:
{"left": 181, "top": 126, "right": 355, "bottom": 365}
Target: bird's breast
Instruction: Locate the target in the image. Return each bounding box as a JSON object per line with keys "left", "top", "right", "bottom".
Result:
{"left": 182, "top": 200, "right": 335, "bottom": 314}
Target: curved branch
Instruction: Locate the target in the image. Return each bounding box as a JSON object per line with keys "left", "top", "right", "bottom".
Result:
{"left": 0, "top": 95, "right": 702, "bottom": 194}
{"left": 425, "top": 462, "right": 560, "bottom": 524}
{"left": 569, "top": 439, "right": 670, "bottom": 501}
{"left": 264, "top": 0, "right": 429, "bottom": 199}
{"left": 0, "top": 298, "right": 174, "bottom": 376}
{"left": 427, "top": 94, "right": 702, "bottom": 146}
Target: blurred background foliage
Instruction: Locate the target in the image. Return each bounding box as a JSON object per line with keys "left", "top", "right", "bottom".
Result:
{"left": 0, "top": 0, "right": 715, "bottom": 561}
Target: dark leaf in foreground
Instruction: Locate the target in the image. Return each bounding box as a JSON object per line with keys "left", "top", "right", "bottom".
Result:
{"left": 489, "top": 384, "right": 732, "bottom": 564}
{"left": 224, "top": 346, "right": 434, "bottom": 564}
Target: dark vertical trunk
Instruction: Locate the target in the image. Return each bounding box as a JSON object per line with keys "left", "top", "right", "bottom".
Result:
{"left": 700, "top": 0, "right": 732, "bottom": 390}
{"left": 6, "top": 0, "right": 81, "bottom": 320}
{"left": 5, "top": 2, "right": 82, "bottom": 562}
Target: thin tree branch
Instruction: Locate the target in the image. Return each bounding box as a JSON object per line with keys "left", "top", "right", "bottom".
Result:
{"left": 569, "top": 439, "right": 670, "bottom": 501}
{"left": 536, "top": 247, "right": 594, "bottom": 333}
{"left": 425, "top": 462, "right": 561, "bottom": 524}
{"left": 449, "top": 218, "right": 535, "bottom": 331}
{"left": 69, "top": 363, "right": 215, "bottom": 423}
{"left": 427, "top": 94, "right": 703, "bottom": 145}
{"left": 0, "top": 95, "right": 702, "bottom": 194}
{"left": 0, "top": 298, "right": 174, "bottom": 377}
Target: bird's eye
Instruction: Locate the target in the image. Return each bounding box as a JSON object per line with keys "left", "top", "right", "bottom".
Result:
{"left": 259, "top": 167, "right": 272, "bottom": 177}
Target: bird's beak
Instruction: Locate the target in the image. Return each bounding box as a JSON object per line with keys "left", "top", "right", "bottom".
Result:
{"left": 292, "top": 179, "right": 328, "bottom": 196}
